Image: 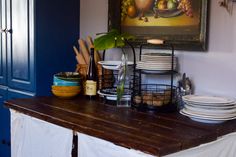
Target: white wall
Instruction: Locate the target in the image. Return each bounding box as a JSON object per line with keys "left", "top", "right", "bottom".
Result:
{"left": 80, "top": 0, "right": 236, "bottom": 98}
{"left": 80, "top": 0, "right": 108, "bottom": 39}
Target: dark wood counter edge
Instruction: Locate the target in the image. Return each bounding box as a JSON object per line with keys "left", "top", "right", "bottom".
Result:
{"left": 4, "top": 100, "right": 179, "bottom": 156}
{"left": 4, "top": 97, "right": 236, "bottom": 156}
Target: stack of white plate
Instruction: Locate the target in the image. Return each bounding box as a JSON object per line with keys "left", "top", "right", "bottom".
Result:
{"left": 180, "top": 95, "right": 236, "bottom": 123}
{"left": 136, "top": 53, "right": 177, "bottom": 71}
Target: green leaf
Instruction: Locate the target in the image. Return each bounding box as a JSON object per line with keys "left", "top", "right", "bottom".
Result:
{"left": 94, "top": 34, "right": 115, "bottom": 50}
{"left": 94, "top": 29, "right": 135, "bottom": 51}
{"left": 115, "top": 36, "right": 125, "bottom": 48}
{"left": 117, "top": 80, "right": 125, "bottom": 101}
{"left": 121, "top": 32, "right": 135, "bottom": 41}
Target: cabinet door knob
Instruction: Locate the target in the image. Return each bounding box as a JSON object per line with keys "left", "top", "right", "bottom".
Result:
{"left": 0, "top": 28, "right": 6, "bottom": 33}
{"left": 5, "top": 29, "right": 12, "bottom": 34}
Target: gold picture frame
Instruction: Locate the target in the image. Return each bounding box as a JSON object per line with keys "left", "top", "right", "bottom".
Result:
{"left": 108, "top": 0, "right": 209, "bottom": 51}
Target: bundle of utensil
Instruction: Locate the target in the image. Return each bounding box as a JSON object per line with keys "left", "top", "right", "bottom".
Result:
{"left": 73, "top": 36, "right": 114, "bottom": 90}
{"left": 73, "top": 36, "right": 101, "bottom": 67}
{"left": 73, "top": 36, "right": 102, "bottom": 76}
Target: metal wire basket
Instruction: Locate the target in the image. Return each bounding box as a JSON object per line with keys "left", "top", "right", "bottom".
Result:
{"left": 132, "top": 83, "right": 178, "bottom": 112}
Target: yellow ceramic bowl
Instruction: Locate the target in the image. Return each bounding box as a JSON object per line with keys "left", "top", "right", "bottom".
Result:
{"left": 51, "top": 89, "right": 80, "bottom": 99}
{"left": 51, "top": 85, "right": 81, "bottom": 92}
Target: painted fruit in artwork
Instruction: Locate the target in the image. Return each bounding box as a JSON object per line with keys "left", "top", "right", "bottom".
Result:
{"left": 127, "top": 5, "right": 137, "bottom": 18}
{"left": 135, "top": 0, "right": 155, "bottom": 12}
{"left": 167, "top": 0, "right": 177, "bottom": 10}
{"left": 157, "top": 0, "right": 167, "bottom": 10}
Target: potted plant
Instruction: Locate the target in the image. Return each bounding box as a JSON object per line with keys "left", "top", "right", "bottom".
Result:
{"left": 94, "top": 29, "right": 135, "bottom": 105}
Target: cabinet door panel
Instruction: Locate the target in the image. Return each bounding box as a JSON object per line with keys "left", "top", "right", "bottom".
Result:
{"left": 0, "top": 0, "right": 7, "bottom": 85}
{"left": 7, "top": 0, "right": 35, "bottom": 91}
{"left": 0, "top": 86, "right": 10, "bottom": 157}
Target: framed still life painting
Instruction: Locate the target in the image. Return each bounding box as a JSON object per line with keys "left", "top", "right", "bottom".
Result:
{"left": 108, "top": 0, "right": 209, "bottom": 51}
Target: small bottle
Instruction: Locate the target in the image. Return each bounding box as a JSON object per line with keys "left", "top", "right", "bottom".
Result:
{"left": 85, "top": 48, "right": 97, "bottom": 100}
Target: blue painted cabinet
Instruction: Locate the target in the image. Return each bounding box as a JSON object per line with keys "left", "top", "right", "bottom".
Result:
{"left": 7, "top": 0, "right": 36, "bottom": 92}
{"left": 0, "top": 0, "right": 80, "bottom": 156}
{"left": 0, "top": 0, "right": 6, "bottom": 86}
{"left": 0, "top": 86, "right": 10, "bottom": 157}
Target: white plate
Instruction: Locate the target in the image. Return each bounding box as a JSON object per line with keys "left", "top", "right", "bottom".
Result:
{"left": 103, "top": 96, "right": 131, "bottom": 101}
{"left": 180, "top": 109, "right": 236, "bottom": 124}
{"left": 97, "top": 94, "right": 131, "bottom": 101}
{"left": 182, "top": 95, "right": 235, "bottom": 104}
{"left": 185, "top": 102, "right": 236, "bottom": 110}
{"left": 136, "top": 66, "right": 175, "bottom": 69}
{"left": 102, "top": 65, "right": 119, "bottom": 70}
{"left": 137, "top": 63, "right": 177, "bottom": 66}
{"left": 141, "top": 56, "right": 176, "bottom": 60}
{"left": 190, "top": 117, "right": 225, "bottom": 124}
{"left": 141, "top": 58, "right": 176, "bottom": 61}
{"left": 97, "top": 90, "right": 131, "bottom": 98}
{"left": 141, "top": 55, "right": 175, "bottom": 58}
{"left": 183, "top": 101, "right": 236, "bottom": 108}
{"left": 136, "top": 67, "right": 175, "bottom": 71}
{"left": 141, "top": 59, "right": 177, "bottom": 63}
{"left": 184, "top": 105, "right": 236, "bottom": 115}
{"left": 138, "top": 69, "right": 173, "bottom": 74}
{"left": 137, "top": 63, "right": 176, "bottom": 66}
{"left": 182, "top": 108, "right": 236, "bottom": 119}
{"left": 180, "top": 110, "right": 225, "bottom": 124}
{"left": 136, "top": 66, "right": 176, "bottom": 71}
{"left": 141, "top": 55, "right": 173, "bottom": 59}
{"left": 98, "top": 61, "right": 134, "bottom": 70}
{"left": 98, "top": 61, "right": 134, "bottom": 66}
{"left": 138, "top": 60, "right": 177, "bottom": 63}
{"left": 141, "top": 53, "right": 171, "bottom": 56}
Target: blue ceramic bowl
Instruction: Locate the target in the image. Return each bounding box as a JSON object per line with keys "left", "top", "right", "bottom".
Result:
{"left": 53, "top": 76, "right": 80, "bottom": 84}
{"left": 53, "top": 81, "right": 79, "bottom": 86}
{"left": 53, "top": 72, "right": 81, "bottom": 86}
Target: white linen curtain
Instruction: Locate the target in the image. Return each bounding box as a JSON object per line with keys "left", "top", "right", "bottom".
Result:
{"left": 11, "top": 110, "right": 73, "bottom": 157}
{"left": 165, "top": 132, "right": 236, "bottom": 157}
{"left": 77, "top": 132, "right": 155, "bottom": 157}
{"left": 77, "top": 131, "right": 236, "bottom": 157}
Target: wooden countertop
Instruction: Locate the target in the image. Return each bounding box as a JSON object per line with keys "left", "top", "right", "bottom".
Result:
{"left": 4, "top": 96, "right": 236, "bottom": 156}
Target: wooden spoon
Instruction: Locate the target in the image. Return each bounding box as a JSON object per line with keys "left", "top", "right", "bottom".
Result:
{"left": 86, "top": 36, "right": 101, "bottom": 64}
{"left": 73, "top": 46, "right": 86, "bottom": 65}
{"left": 78, "top": 39, "right": 90, "bottom": 64}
